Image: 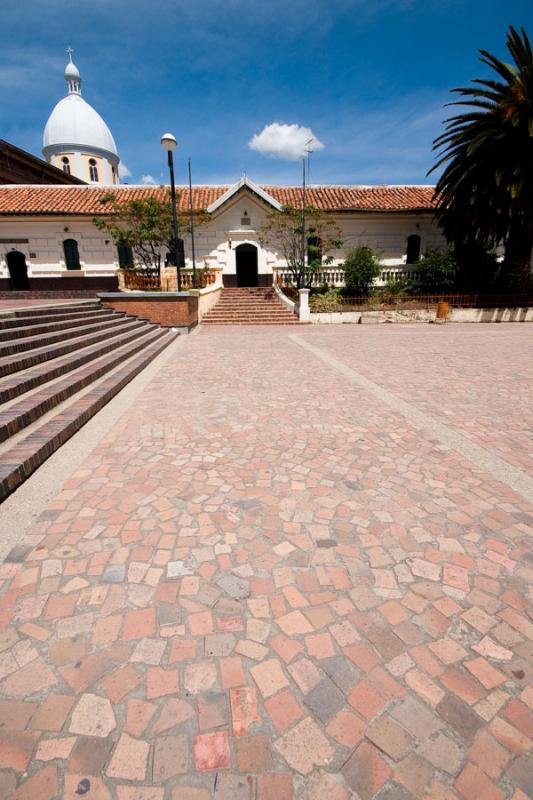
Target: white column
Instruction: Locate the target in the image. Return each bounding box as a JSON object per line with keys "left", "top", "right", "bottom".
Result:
{"left": 298, "top": 288, "right": 310, "bottom": 322}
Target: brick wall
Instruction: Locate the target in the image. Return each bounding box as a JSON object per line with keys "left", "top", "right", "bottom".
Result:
{"left": 100, "top": 294, "right": 198, "bottom": 330}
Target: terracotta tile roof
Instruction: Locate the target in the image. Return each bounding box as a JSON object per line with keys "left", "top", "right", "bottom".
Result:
{"left": 0, "top": 184, "right": 436, "bottom": 215}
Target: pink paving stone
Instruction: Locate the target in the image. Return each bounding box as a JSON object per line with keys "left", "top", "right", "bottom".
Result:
{"left": 251, "top": 658, "right": 290, "bottom": 698}
{"left": 183, "top": 660, "right": 217, "bottom": 694}
{"left": 146, "top": 667, "right": 180, "bottom": 699}
{"left": 465, "top": 657, "right": 507, "bottom": 689}
{"left": 0, "top": 730, "right": 39, "bottom": 771}
{"left": 264, "top": 688, "right": 304, "bottom": 733}
{"left": 287, "top": 658, "right": 322, "bottom": 694}
{"left": 274, "top": 716, "right": 335, "bottom": 775}
{"left": 277, "top": 610, "right": 314, "bottom": 636}
{"left": 122, "top": 607, "right": 156, "bottom": 640}
{"left": 326, "top": 709, "right": 366, "bottom": 749}
{"left": 220, "top": 656, "right": 247, "bottom": 688}
{"left": 270, "top": 632, "right": 305, "bottom": 663}
{"left": 168, "top": 639, "right": 198, "bottom": 663}
{"left": 11, "top": 765, "right": 59, "bottom": 800}
{"left": 0, "top": 655, "right": 57, "bottom": 697}
{"left": 189, "top": 610, "right": 214, "bottom": 635}
{"left": 305, "top": 632, "right": 336, "bottom": 659}
{"left": 35, "top": 736, "right": 77, "bottom": 761}
{"left": 69, "top": 693, "right": 116, "bottom": 737}
{"left": 193, "top": 730, "right": 231, "bottom": 771}
{"left": 116, "top": 789, "right": 164, "bottom": 800}
{"left": 106, "top": 733, "right": 150, "bottom": 780}
{"left": 230, "top": 687, "right": 260, "bottom": 736}
{"left": 124, "top": 698, "right": 157, "bottom": 737}
{"left": 63, "top": 774, "right": 111, "bottom": 800}
{"left": 152, "top": 698, "right": 195, "bottom": 735}
{"left": 443, "top": 564, "right": 470, "bottom": 593}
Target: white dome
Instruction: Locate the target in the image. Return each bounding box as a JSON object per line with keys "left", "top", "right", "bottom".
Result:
{"left": 43, "top": 93, "right": 118, "bottom": 158}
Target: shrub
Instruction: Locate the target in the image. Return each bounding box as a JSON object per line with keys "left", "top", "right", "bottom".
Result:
{"left": 415, "top": 249, "right": 458, "bottom": 292}
{"left": 373, "top": 276, "right": 412, "bottom": 304}
{"left": 342, "top": 246, "right": 381, "bottom": 297}
{"left": 310, "top": 289, "right": 342, "bottom": 312}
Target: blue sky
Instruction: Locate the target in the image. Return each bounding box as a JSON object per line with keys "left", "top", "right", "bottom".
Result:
{"left": 1, "top": 0, "right": 532, "bottom": 186}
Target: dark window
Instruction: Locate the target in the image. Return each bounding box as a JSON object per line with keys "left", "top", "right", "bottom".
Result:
{"left": 167, "top": 238, "right": 185, "bottom": 268}
{"left": 61, "top": 157, "right": 71, "bottom": 175}
{"left": 307, "top": 234, "right": 322, "bottom": 266}
{"left": 89, "top": 158, "right": 99, "bottom": 182}
{"left": 63, "top": 238, "right": 81, "bottom": 270}
{"left": 406, "top": 234, "right": 421, "bottom": 264}
{"left": 117, "top": 244, "right": 133, "bottom": 269}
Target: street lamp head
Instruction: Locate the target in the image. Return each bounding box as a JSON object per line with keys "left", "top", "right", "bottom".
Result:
{"left": 161, "top": 133, "right": 177, "bottom": 152}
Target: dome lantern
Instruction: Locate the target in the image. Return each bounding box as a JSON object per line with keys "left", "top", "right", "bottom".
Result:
{"left": 65, "top": 47, "right": 81, "bottom": 95}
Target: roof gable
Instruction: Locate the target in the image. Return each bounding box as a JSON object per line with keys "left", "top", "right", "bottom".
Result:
{"left": 207, "top": 177, "right": 282, "bottom": 213}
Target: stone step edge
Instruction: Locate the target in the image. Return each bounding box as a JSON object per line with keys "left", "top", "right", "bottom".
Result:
{"left": 0, "top": 314, "right": 128, "bottom": 358}
{"left": 0, "top": 302, "right": 101, "bottom": 319}
{"left": 0, "top": 323, "right": 155, "bottom": 405}
{"left": 0, "top": 326, "right": 166, "bottom": 445}
{"left": 0, "top": 330, "right": 178, "bottom": 502}
{"left": 0, "top": 307, "right": 106, "bottom": 330}
{"left": 0, "top": 311, "right": 123, "bottom": 342}
{"left": 0, "top": 319, "right": 148, "bottom": 379}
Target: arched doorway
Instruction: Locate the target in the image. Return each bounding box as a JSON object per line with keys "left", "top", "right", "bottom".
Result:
{"left": 6, "top": 251, "right": 30, "bottom": 290}
{"left": 235, "top": 243, "right": 258, "bottom": 287}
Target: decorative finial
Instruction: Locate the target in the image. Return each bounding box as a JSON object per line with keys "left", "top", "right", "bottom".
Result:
{"left": 66, "top": 46, "right": 74, "bottom": 62}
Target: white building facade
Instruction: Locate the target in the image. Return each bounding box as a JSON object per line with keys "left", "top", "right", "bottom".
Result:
{"left": 0, "top": 180, "right": 446, "bottom": 291}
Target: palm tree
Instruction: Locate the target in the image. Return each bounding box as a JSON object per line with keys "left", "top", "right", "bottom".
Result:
{"left": 430, "top": 26, "right": 533, "bottom": 290}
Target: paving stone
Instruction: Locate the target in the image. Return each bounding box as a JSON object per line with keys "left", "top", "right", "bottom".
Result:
{"left": 68, "top": 736, "right": 114, "bottom": 774}
{"left": 342, "top": 740, "right": 392, "bottom": 800}
{"left": 236, "top": 734, "right": 273, "bottom": 772}
{"left": 215, "top": 573, "right": 250, "bottom": 599}
{"left": 198, "top": 692, "right": 228, "bottom": 731}
{"left": 256, "top": 773, "right": 293, "bottom": 800}
{"left": 102, "top": 565, "right": 126, "bottom": 583}
{"left": 303, "top": 677, "right": 345, "bottom": 723}
{"left": 69, "top": 693, "right": 116, "bottom": 738}
{"left": 107, "top": 733, "right": 150, "bottom": 780}
{"left": 230, "top": 687, "right": 260, "bottom": 736}
{"left": 505, "top": 754, "right": 533, "bottom": 797}
{"left": 213, "top": 773, "right": 255, "bottom": 800}
{"left": 437, "top": 695, "right": 485, "bottom": 744}
{"left": 152, "top": 734, "right": 189, "bottom": 782}
{"left": 274, "top": 716, "right": 334, "bottom": 775}
{"left": 366, "top": 715, "right": 413, "bottom": 761}
{"left": 193, "top": 731, "right": 231, "bottom": 771}
{"left": 167, "top": 560, "right": 196, "bottom": 578}
{"left": 417, "top": 732, "right": 464, "bottom": 774}
{"left": 251, "top": 658, "right": 289, "bottom": 698}
{"left": 374, "top": 783, "right": 416, "bottom": 800}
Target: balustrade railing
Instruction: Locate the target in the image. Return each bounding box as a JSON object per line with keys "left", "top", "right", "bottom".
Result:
{"left": 273, "top": 265, "right": 420, "bottom": 288}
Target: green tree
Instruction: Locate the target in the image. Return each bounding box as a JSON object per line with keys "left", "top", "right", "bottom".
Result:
{"left": 259, "top": 205, "right": 343, "bottom": 289}
{"left": 342, "top": 246, "right": 381, "bottom": 296}
{"left": 94, "top": 191, "right": 184, "bottom": 275}
{"left": 430, "top": 26, "right": 533, "bottom": 290}
{"left": 415, "top": 249, "right": 458, "bottom": 293}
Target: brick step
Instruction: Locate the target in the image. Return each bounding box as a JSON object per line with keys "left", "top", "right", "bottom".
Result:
{"left": 203, "top": 320, "right": 299, "bottom": 325}
{"left": 0, "top": 301, "right": 101, "bottom": 319}
{"left": 0, "top": 314, "right": 129, "bottom": 358}
{"left": 0, "top": 310, "right": 122, "bottom": 342}
{"left": 0, "top": 327, "right": 166, "bottom": 444}
{"left": 0, "top": 318, "right": 147, "bottom": 378}
{"left": 0, "top": 329, "right": 178, "bottom": 502}
{"left": 0, "top": 306, "right": 106, "bottom": 331}
{"left": 0, "top": 323, "right": 156, "bottom": 404}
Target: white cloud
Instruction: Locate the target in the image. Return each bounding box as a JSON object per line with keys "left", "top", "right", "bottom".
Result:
{"left": 249, "top": 123, "right": 324, "bottom": 161}
{"left": 118, "top": 162, "right": 132, "bottom": 178}
{"left": 140, "top": 174, "right": 157, "bottom": 185}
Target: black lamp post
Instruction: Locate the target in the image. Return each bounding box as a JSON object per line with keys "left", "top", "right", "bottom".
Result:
{"left": 161, "top": 132, "right": 182, "bottom": 291}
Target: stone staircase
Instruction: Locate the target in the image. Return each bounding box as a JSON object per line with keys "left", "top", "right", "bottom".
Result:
{"left": 0, "top": 300, "right": 178, "bottom": 501}
{"left": 202, "top": 287, "right": 298, "bottom": 325}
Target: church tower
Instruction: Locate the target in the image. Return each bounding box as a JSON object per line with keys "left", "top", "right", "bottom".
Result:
{"left": 43, "top": 50, "right": 120, "bottom": 185}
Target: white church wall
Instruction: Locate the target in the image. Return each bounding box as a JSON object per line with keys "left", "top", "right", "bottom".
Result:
{"left": 0, "top": 199, "right": 446, "bottom": 282}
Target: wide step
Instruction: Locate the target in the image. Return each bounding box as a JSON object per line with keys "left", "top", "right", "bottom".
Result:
{"left": 202, "top": 287, "right": 299, "bottom": 325}
{"left": 0, "top": 300, "right": 178, "bottom": 501}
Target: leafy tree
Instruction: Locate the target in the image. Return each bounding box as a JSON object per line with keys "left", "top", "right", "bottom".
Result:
{"left": 342, "top": 246, "right": 381, "bottom": 296}
{"left": 415, "top": 249, "right": 458, "bottom": 292}
{"left": 430, "top": 26, "right": 533, "bottom": 290}
{"left": 259, "top": 205, "right": 343, "bottom": 289}
{"left": 93, "top": 191, "right": 209, "bottom": 277}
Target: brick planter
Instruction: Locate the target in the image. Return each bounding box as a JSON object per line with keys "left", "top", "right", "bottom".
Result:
{"left": 98, "top": 292, "right": 198, "bottom": 331}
